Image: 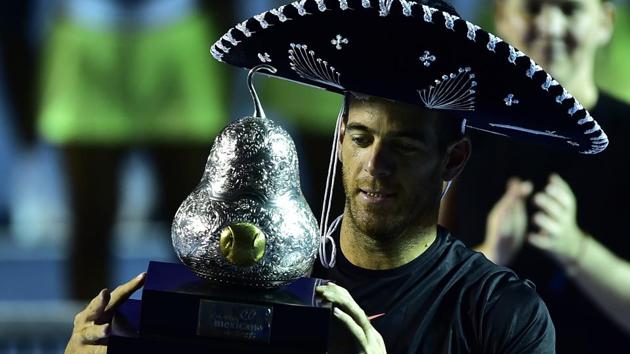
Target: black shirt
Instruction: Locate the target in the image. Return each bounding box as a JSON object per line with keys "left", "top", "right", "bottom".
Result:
{"left": 312, "top": 227, "right": 555, "bottom": 354}
{"left": 452, "top": 92, "right": 630, "bottom": 353}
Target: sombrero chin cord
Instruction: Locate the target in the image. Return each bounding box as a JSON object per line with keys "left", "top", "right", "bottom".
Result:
{"left": 318, "top": 104, "right": 344, "bottom": 269}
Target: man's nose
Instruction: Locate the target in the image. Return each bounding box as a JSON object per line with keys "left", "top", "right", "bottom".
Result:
{"left": 365, "top": 144, "right": 395, "bottom": 177}
{"left": 534, "top": 5, "right": 567, "bottom": 38}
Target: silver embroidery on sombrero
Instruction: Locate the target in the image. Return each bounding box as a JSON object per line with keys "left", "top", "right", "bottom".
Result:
{"left": 567, "top": 141, "right": 580, "bottom": 147}
{"left": 466, "top": 21, "right": 480, "bottom": 41}
{"left": 418, "top": 67, "right": 477, "bottom": 111}
{"left": 419, "top": 51, "right": 436, "bottom": 67}
{"left": 400, "top": 0, "right": 418, "bottom": 16}
{"left": 379, "top": 0, "right": 395, "bottom": 16}
{"left": 488, "top": 123, "right": 571, "bottom": 139}
{"left": 443, "top": 12, "right": 460, "bottom": 31}
{"left": 578, "top": 113, "right": 594, "bottom": 125}
{"left": 526, "top": 59, "right": 543, "bottom": 79}
{"left": 222, "top": 31, "right": 240, "bottom": 46}
{"left": 555, "top": 89, "right": 572, "bottom": 104}
{"left": 236, "top": 21, "right": 253, "bottom": 37}
{"left": 339, "top": 0, "right": 350, "bottom": 10}
{"left": 541, "top": 74, "right": 559, "bottom": 91}
{"left": 584, "top": 122, "right": 602, "bottom": 135}
{"left": 254, "top": 13, "right": 270, "bottom": 29}
{"left": 289, "top": 43, "right": 343, "bottom": 89}
{"left": 270, "top": 6, "right": 289, "bottom": 22}
{"left": 422, "top": 5, "right": 438, "bottom": 22}
{"left": 292, "top": 0, "right": 309, "bottom": 16}
{"left": 568, "top": 101, "right": 584, "bottom": 116}
{"left": 316, "top": 0, "right": 327, "bottom": 11}
{"left": 215, "top": 41, "right": 230, "bottom": 53}
{"left": 590, "top": 131, "right": 608, "bottom": 144}
{"left": 362, "top": 0, "right": 372, "bottom": 8}
{"left": 210, "top": 45, "right": 224, "bottom": 61}
{"left": 508, "top": 46, "right": 525, "bottom": 64}
{"left": 590, "top": 133, "right": 608, "bottom": 153}
{"left": 504, "top": 94, "right": 519, "bottom": 106}
{"left": 258, "top": 53, "right": 272, "bottom": 63}
{"left": 331, "top": 35, "right": 349, "bottom": 50}
{"left": 487, "top": 33, "right": 502, "bottom": 52}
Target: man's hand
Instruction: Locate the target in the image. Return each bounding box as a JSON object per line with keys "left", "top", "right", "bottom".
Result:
{"left": 316, "top": 283, "right": 386, "bottom": 354}
{"left": 64, "top": 273, "right": 146, "bottom": 354}
{"left": 479, "top": 178, "right": 533, "bottom": 266}
{"left": 529, "top": 174, "right": 587, "bottom": 264}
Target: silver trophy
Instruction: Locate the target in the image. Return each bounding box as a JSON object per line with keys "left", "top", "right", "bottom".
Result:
{"left": 171, "top": 65, "right": 320, "bottom": 288}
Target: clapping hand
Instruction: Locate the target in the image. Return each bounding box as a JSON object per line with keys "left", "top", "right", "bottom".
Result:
{"left": 480, "top": 178, "right": 533, "bottom": 265}
{"left": 529, "top": 174, "right": 587, "bottom": 265}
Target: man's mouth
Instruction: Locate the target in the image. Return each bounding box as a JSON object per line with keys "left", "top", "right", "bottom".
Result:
{"left": 359, "top": 189, "right": 396, "bottom": 203}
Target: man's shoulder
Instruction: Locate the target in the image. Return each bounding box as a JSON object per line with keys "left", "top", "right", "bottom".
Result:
{"left": 441, "top": 233, "right": 555, "bottom": 353}
{"left": 444, "top": 233, "right": 520, "bottom": 281}
{"left": 444, "top": 233, "right": 544, "bottom": 304}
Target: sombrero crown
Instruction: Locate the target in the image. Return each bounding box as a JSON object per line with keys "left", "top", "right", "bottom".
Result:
{"left": 211, "top": 0, "right": 608, "bottom": 154}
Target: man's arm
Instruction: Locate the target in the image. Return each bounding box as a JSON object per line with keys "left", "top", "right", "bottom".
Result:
{"left": 529, "top": 174, "right": 630, "bottom": 333}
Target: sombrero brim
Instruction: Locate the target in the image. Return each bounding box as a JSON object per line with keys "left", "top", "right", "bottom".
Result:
{"left": 211, "top": 0, "right": 608, "bottom": 154}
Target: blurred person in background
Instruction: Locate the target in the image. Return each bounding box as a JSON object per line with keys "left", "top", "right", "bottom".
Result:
{"left": 441, "top": 0, "right": 630, "bottom": 352}
{"left": 0, "top": 2, "right": 42, "bottom": 226}
{"left": 38, "top": 0, "right": 233, "bottom": 300}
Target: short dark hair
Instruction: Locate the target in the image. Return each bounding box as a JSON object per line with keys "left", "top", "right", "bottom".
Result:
{"left": 341, "top": 92, "right": 464, "bottom": 153}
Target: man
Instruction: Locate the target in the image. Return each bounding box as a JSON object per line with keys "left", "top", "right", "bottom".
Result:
{"left": 65, "top": 0, "right": 609, "bottom": 352}
{"left": 311, "top": 92, "right": 555, "bottom": 353}
{"left": 444, "top": 0, "right": 630, "bottom": 351}
{"left": 66, "top": 92, "right": 555, "bottom": 354}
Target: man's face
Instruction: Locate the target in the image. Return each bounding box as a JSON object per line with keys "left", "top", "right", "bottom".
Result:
{"left": 496, "top": 0, "right": 612, "bottom": 82}
{"left": 340, "top": 96, "right": 445, "bottom": 240}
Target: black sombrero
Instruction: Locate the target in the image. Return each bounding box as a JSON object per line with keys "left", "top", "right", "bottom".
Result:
{"left": 211, "top": 0, "right": 608, "bottom": 154}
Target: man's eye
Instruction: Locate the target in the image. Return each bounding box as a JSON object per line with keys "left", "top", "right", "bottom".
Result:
{"left": 351, "top": 136, "right": 372, "bottom": 147}
{"left": 394, "top": 142, "right": 422, "bottom": 154}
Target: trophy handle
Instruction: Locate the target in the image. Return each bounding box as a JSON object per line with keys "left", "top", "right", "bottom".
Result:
{"left": 248, "top": 64, "right": 277, "bottom": 119}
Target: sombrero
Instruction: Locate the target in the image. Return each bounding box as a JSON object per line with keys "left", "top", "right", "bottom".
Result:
{"left": 210, "top": 0, "right": 608, "bottom": 154}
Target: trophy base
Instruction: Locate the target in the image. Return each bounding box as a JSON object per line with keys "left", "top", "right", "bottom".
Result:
{"left": 109, "top": 299, "right": 327, "bottom": 354}
{"left": 109, "top": 261, "right": 331, "bottom": 353}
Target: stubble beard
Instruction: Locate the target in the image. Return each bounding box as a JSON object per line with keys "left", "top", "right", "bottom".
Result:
{"left": 341, "top": 170, "right": 438, "bottom": 242}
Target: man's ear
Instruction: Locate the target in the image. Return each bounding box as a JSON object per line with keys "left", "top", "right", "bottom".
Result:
{"left": 441, "top": 137, "right": 471, "bottom": 182}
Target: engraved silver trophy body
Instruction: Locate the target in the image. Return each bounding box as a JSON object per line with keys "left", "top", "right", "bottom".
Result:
{"left": 171, "top": 65, "right": 320, "bottom": 288}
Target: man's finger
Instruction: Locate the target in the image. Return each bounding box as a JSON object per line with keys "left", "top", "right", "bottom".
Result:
{"left": 333, "top": 307, "right": 368, "bottom": 348}
{"left": 74, "top": 289, "right": 109, "bottom": 326}
{"left": 550, "top": 173, "right": 571, "bottom": 191}
{"left": 528, "top": 233, "right": 554, "bottom": 251}
{"left": 532, "top": 212, "right": 560, "bottom": 235}
{"left": 507, "top": 178, "right": 533, "bottom": 198}
{"left": 318, "top": 284, "right": 372, "bottom": 332}
{"left": 84, "top": 289, "right": 110, "bottom": 323}
{"left": 81, "top": 344, "right": 108, "bottom": 354}
{"left": 546, "top": 175, "right": 574, "bottom": 209}
{"left": 105, "top": 272, "right": 146, "bottom": 314}
{"left": 497, "top": 179, "right": 526, "bottom": 209}
{"left": 80, "top": 323, "right": 110, "bottom": 343}
{"left": 533, "top": 193, "right": 564, "bottom": 221}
